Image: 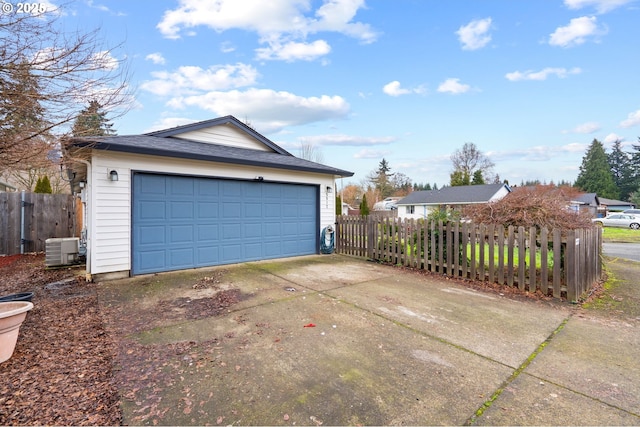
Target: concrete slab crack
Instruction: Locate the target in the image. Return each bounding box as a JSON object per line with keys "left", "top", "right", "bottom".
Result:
{"left": 464, "top": 315, "right": 572, "bottom": 425}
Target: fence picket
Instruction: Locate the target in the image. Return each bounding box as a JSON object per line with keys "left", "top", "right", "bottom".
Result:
{"left": 529, "top": 226, "right": 537, "bottom": 292}
{"left": 497, "top": 225, "right": 505, "bottom": 285}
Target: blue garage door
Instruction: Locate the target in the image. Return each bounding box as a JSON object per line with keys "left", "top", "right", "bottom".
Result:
{"left": 132, "top": 173, "right": 318, "bottom": 275}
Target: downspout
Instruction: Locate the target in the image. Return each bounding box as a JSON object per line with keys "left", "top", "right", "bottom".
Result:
{"left": 20, "top": 190, "right": 25, "bottom": 254}
{"left": 77, "top": 159, "right": 92, "bottom": 281}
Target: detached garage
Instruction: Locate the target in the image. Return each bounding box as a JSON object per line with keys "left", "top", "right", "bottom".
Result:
{"left": 67, "top": 115, "right": 353, "bottom": 280}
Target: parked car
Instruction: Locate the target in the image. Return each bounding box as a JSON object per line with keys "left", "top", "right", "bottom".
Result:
{"left": 622, "top": 209, "right": 640, "bottom": 215}
{"left": 592, "top": 214, "right": 640, "bottom": 229}
{"left": 373, "top": 197, "right": 401, "bottom": 211}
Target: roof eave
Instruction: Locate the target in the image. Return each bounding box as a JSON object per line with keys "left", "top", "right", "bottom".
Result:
{"left": 73, "top": 141, "right": 354, "bottom": 178}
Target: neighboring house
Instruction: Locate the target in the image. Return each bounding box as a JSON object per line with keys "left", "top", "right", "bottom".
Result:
{"left": 598, "top": 197, "right": 635, "bottom": 214}
{"left": 396, "top": 183, "right": 511, "bottom": 220}
{"left": 0, "top": 180, "right": 17, "bottom": 192}
{"left": 570, "top": 193, "right": 600, "bottom": 216}
{"left": 66, "top": 115, "right": 353, "bottom": 280}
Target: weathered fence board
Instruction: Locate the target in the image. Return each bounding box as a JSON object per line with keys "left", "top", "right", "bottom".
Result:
{"left": 335, "top": 215, "right": 602, "bottom": 302}
{"left": 0, "top": 192, "right": 76, "bottom": 255}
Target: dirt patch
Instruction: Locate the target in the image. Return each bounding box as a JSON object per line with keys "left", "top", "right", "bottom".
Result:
{"left": 157, "top": 289, "right": 242, "bottom": 320}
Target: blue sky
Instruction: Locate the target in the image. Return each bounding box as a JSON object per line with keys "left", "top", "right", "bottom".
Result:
{"left": 54, "top": 0, "right": 640, "bottom": 187}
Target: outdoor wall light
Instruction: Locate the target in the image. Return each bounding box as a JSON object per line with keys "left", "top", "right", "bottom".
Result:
{"left": 109, "top": 170, "right": 119, "bottom": 182}
{"left": 326, "top": 185, "right": 333, "bottom": 193}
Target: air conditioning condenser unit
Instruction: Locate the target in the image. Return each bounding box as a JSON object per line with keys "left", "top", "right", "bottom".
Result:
{"left": 45, "top": 237, "right": 79, "bottom": 267}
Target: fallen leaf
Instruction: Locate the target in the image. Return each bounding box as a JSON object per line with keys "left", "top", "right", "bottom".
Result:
{"left": 303, "top": 323, "right": 316, "bottom": 328}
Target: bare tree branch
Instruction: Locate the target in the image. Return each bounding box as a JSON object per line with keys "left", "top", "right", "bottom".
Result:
{"left": 0, "top": 3, "right": 133, "bottom": 167}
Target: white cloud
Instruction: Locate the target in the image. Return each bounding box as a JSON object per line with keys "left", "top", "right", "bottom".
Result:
{"left": 255, "top": 39, "right": 331, "bottom": 61}
{"left": 603, "top": 133, "right": 624, "bottom": 144}
{"left": 564, "top": 0, "right": 634, "bottom": 13}
{"left": 572, "top": 122, "right": 601, "bottom": 133}
{"left": 145, "top": 52, "right": 166, "bottom": 65}
{"left": 141, "top": 63, "right": 259, "bottom": 96}
{"left": 620, "top": 109, "right": 640, "bottom": 128}
{"left": 145, "top": 117, "right": 199, "bottom": 133}
{"left": 90, "top": 50, "right": 119, "bottom": 70}
{"left": 353, "top": 149, "right": 392, "bottom": 159}
{"left": 549, "top": 16, "right": 606, "bottom": 48}
{"left": 505, "top": 67, "right": 582, "bottom": 81}
{"left": 220, "top": 41, "right": 236, "bottom": 53}
{"left": 437, "top": 78, "right": 471, "bottom": 94}
{"left": 298, "top": 134, "right": 396, "bottom": 146}
{"left": 157, "top": 0, "right": 377, "bottom": 61}
{"left": 382, "top": 81, "right": 425, "bottom": 97}
{"left": 456, "top": 17, "right": 492, "bottom": 50}
{"left": 165, "top": 88, "right": 350, "bottom": 133}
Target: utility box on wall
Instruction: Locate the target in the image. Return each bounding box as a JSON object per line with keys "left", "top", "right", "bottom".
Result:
{"left": 45, "top": 237, "right": 79, "bottom": 267}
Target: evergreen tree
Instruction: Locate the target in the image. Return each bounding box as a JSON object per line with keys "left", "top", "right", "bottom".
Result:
{"left": 369, "top": 158, "right": 395, "bottom": 199}
{"left": 34, "top": 175, "right": 52, "bottom": 193}
{"left": 471, "top": 169, "right": 485, "bottom": 185}
{"left": 574, "top": 139, "right": 619, "bottom": 199}
{"left": 628, "top": 137, "right": 640, "bottom": 198}
{"left": 607, "top": 140, "right": 634, "bottom": 200}
{"left": 335, "top": 195, "right": 342, "bottom": 215}
{"left": 359, "top": 194, "right": 370, "bottom": 216}
{"left": 450, "top": 170, "right": 470, "bottom": 186}
{"left": 0, "top": 62, "right": 50, "bottom": 165}
{"left": 71, "top": 100, "right": 116, "bottom": 137}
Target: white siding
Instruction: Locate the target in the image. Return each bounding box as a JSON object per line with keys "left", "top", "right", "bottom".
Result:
{"left": 88, "top": 151, "right": 336, "bottom": 276}
{"left": 490, "top": 186, "right": 511, "bottom": 202}
{"left": 175, "top": 124, "right": 273, "bottom": 151}
{"left": 398, "top": 204, "right": 434, "bottom": 220}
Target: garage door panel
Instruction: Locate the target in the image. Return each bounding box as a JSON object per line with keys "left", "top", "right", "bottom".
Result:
{"left": 138, "top": 225, "right": 166, "bottom": 245}
{"left": 244, "top": 223, "right": 262, "bottom": 238}
{"left": 138, "top": 250, "right": 166, "bottom": 271}
{"left": 169, "top": 177, "right": 194, "bottom": 196}
{"left": 139, "top": 201, "right": 166, "bottom": 220}
{"left": 197, "top": 224, "right": 219, "bottom": 241}
{"left": 197, "top": 202, "right": 219, "bottom": 218}
{"left": 133, "top": 173, "right": 318, "bottom": 274}
{"left": 169, "top": 225, "right": 193, "bottom": 243}
{"left": 169, "top": 248, "right": 194, "bottom": 268}
{"left": 170, "top": 201, "right": 194, "bottom": 219}
{"left": 197, "top": 246, "right": 219, "bottom": 264}
{"left": 223, "top": 202, "right": 241, "bottom": 218}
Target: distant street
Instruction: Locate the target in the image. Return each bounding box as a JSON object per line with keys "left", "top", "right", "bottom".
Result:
{"left": 603, "top": 243, "right": 640, "bottom": 262}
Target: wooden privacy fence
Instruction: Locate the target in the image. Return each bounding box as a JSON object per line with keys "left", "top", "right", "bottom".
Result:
{"left": 0, "top": 192, "right": 77, "bottom": 256}
{"left": 335, "top": 215, "right": 603, "bottom": 302}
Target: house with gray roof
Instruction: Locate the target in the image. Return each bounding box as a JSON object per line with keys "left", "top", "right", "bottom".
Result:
{"left": 396, "top": 183, "right": 511, "bottom": 220}
{"left": 66, "top": 115, "right": 352, "bottom": 280}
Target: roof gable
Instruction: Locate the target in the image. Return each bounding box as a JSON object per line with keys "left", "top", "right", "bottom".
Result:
{"left": 398, "top": 183, "right": 510, "bottom": 205}
{"left": 144, "top": 115, "right": 291, "bottom": 155}
{"left": 68, "top": 115, "right": 353, "bottom": 178}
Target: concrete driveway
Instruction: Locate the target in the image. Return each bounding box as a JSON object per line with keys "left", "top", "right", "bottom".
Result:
{"left": 97, "top": 254, "right": 640, "bottom": 426}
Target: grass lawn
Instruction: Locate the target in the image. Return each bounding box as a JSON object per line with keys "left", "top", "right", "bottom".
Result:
{"left": 600, "top": 227, "right": 640, "bottom": 243}
{"left": 467, "top": 244, "right": 554, "bottom": 268}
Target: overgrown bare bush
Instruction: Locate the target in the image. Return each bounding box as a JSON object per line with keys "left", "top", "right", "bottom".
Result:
{"left": 463, "top": 185, "right": 594, "bottom": 230}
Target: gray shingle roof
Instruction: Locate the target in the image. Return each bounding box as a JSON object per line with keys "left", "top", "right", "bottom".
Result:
{"left": 69, "top": 115, "right": 353, "bottom": 177}
{"left": 573, "top": 193, "right": 599, "bottom": 206}
{"left": 397, "top": 183, "right": 509, "bottom": 205}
